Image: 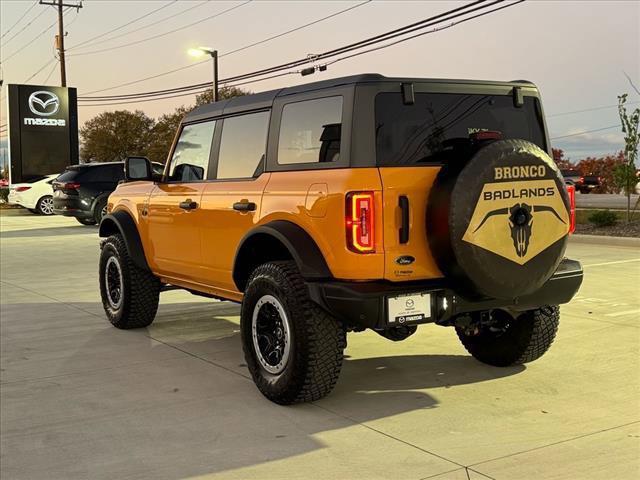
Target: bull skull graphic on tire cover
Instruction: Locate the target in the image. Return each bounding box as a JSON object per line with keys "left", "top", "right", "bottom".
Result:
{"left": 462, "top": 179, "right": 570, "bottom": 265}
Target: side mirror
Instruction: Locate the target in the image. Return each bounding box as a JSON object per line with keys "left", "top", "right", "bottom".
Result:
{"left": 125, "top": 156, "right": 152, "bottom": 181}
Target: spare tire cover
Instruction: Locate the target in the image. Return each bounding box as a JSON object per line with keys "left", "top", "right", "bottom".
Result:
{"left": 428, "top": 139, "right": 570, "bottom": 300}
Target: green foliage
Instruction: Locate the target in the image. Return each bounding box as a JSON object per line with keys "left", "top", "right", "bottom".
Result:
{"left": 146, "top": 106, "right": 190, "bottom": 165}
{"left": 618, "top": 93, "right": 640, "bottom": 221}
{"left": 195, "top": 86, "right": 249, "bottom": 106}
{"left": 613, "top": 162, "right": 638, "bottom": 195}
{"left": 588, "top": 210, "right": 618, "bottom": 227}
{"left": 80, "top": 110, "right": 155, "bottom": 163}
{"left": 0, "top": 187, "right": 8, "bottom": 203}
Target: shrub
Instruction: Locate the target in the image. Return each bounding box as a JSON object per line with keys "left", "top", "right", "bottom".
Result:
{"left": 0, "top": 187, "right": 8, "bottom": 203}
{"left": 588, "top": 210, "right": 618, "bottom": 227}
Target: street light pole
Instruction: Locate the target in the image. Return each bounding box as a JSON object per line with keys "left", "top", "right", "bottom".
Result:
{"left": 212, "top": 50, "right": 219, "bottom": 103}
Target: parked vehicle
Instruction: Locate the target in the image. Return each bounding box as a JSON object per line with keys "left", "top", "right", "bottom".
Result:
{"left": 98, "top": 74, "right": 583, "bottom": 405}
{"left": 7, "top": 174, "right": 58, "bottom": 215}
{"left": 53, "top": 160, "right": 163, "bottom": 225}
{"left": 579, "top": 174, "right": 602, "bottom": 193}
{"left": 561, "top": 169, "right": 583, "bottom": 188}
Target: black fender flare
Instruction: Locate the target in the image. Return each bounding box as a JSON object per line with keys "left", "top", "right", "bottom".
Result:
{"left": 233, "top": 220, "right": 332, "bottom": 292}
{"left": 98, "top": 210, "right": 150, "bottom": 271}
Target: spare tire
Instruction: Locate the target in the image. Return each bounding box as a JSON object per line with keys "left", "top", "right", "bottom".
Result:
{"left": 427, "top": 139, "right": 571, "bottom": 300}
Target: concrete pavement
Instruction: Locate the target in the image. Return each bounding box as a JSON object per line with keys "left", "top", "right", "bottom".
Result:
{"left": 1, "top": 211, "right": 639, "bottom": 479}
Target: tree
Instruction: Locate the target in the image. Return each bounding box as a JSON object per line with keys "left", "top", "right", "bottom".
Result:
{"left": 552, "top": 148, "right": 573, "bottom": 169}
{"left": 80, "top": 110, "right": 155, "bottom": 163}
{"left": 147, "top": 106, "right": 190, "bottom": 165}
{"left": 195, "top": 86, "right": 250, "bottom": 106}
{"left": 617, "top": 93, "right": 640, "bottom": 221}
{"left": 575, "top": 152, "right": 626, "bottom": 194}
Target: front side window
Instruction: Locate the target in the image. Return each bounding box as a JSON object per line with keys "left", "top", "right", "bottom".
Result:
{"left": 278, "top": 96, "right": 343, "bottom": 165}
{"left": 217, "top": 111, "right": 270, "bottom": 179}
{"left": 168, "top": 120, "right": 215, "bottom": 181}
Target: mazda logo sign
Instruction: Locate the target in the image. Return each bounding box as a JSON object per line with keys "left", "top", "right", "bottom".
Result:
{"left": 28, "top": 91, "right": 60, "bottom": 117}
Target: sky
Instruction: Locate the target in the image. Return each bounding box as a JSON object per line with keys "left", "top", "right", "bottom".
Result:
{"left": 1, "top": 0, "right": 639, "bottom": 164}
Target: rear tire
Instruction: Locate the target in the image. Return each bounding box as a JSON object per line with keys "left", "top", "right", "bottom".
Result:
{"left": 241, "top": 261, "right": 346, "bottom": 404}
{"left": 99, "top": 234, "right": 160, "bottom": 329}
{"left": 94, "top": 197, "right": 108, "bottom": 224}
{"left": 456, "top": 305, "right": 559, "bottom": 366}
{"left": 36, "top": 195, "right": 54, "bottom": 215}
{"left": 76, "top": 217, "right": 97, "bottom": 226}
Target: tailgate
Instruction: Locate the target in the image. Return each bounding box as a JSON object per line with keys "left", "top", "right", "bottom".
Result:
{"left": 379, "top": 167, "right": 443, "bottom": 281}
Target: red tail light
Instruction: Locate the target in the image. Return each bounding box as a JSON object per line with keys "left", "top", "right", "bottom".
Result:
{"left": 346, "top": 191, "right": 375, "bottom": 253}
{"left": 567, "top": 185, "right": 576, "bottom": 234}
{"left": 15, "top": 186, "right": 32, "bottom": 192}
{"left": 63, "top": 182, "right": 80, "bottom": 190}
{"left": 578, "top": 176, "right": 585, "bottom": 185}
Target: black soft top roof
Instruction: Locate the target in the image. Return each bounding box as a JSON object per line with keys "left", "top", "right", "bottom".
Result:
{"left": 184, "top": 73, "right": 536, "bottom": 123}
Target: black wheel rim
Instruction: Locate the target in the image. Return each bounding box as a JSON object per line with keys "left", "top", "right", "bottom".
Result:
{"left": 251, "top": 295, "right": 291, "bottom": 374}
{"left": 104, "top": 256, "right": 123, "bottom": 309}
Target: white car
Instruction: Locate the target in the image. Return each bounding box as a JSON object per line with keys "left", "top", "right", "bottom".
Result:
{"left": 7, "top": 174, "right": 58, "bottom": 215}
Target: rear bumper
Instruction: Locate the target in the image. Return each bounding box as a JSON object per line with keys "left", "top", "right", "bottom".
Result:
{"left": 307, "top": 258, "right": 583, "bottom": 330}
{"left": 53, "top": 197, "right": 92, "bottom": 218}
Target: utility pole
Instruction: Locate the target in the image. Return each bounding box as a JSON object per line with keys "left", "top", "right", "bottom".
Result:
{"left": 39, "top": 0, "right": 82, "bottom": 87}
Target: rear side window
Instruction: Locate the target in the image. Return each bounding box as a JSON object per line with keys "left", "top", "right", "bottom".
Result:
{"left": 277, "top": 96, "right": 343, "bottom": 165}
{"left": 169, "top": 120, "right": 216, "bottom": 182}
{"left": 375, "top": 93, "right": 545, "bottom": 166}
{"left": 217, "top": 111, "right": 270, "bottom": 179}
{"left": 56, "top": 169, "right": 81, "bottom": 182}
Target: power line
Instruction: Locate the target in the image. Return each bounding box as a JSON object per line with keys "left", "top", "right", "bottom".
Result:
{"left": 3, "top": 7, "right": 73, "bottom": 63}
{"left": 550, "top": 125, "right": 620, "bottom": 140}
{"left": 68, "top": 0, "right": 209, "bottom": 52}
{"left": 24, "top": 57, "right": 57, "bottom": 83}
{"left": 547, "top": 101, "right": 640, "bottom": 118}
{"left": 67, "top": 0, "right": 178, "bottom": 51}
{"left": 79, "top": 0, "right": 521, "bottom": 106}
{"left": 80, "top": 0, "right": 371, "bottom": 96}
{"left": 42, "top": 57, "right": 60, "bottom": 84}
{"left": 78, "top": 0, "right": 501, "bottom": 102}
{"left": 1, "top": 0, "right": 39, "bottom": 40}
{"left": 1, "top": 3, "right": 47, "bottom": 46}
{"left": 68, "top": 0, "right": 252, "bottom": 57}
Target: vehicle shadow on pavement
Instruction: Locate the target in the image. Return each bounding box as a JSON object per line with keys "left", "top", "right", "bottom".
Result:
{"left": 0, "top": 225, "right": 97, "bottom": 238}
{"left": 2, "top": 300, "right": 526, "bottom": 479}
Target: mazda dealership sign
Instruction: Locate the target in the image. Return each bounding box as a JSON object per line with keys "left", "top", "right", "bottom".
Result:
{"left": 6, "top": 84, "right": 78, "bottom": 183}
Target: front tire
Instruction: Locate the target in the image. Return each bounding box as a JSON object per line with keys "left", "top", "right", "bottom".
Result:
{"left": 456, "top": 306, "right": 560, "bottom": 367}
{"left": 99, "top": 234, "right": 160, "bottom": 329}
{"left": 36, "top": 195, "right": 54, "bottom": 215}
{"left": 241, "top": 261, "right": 346, "bottom": 404}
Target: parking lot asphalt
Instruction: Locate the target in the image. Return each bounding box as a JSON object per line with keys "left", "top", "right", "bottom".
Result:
{"left": 1, "top": 210, "right": 639, "bottom": 480}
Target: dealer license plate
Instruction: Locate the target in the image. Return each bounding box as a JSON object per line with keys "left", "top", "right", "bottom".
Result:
{"left": 387, "top": 292, "right": 431, "bottom": 325}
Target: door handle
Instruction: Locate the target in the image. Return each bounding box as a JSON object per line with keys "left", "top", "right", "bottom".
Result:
{"left": 179, "top": 200, "right": 198, "bottom": 210}
{"left": 233, "top": 201, "right": 256, "bottom": 212}
{"left": 399, "top": 195, "right": 409, "bottom": 244}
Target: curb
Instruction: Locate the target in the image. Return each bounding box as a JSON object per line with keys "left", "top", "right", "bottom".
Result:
{"left": 570, "top": 234, "right": 640, "bottom": 248}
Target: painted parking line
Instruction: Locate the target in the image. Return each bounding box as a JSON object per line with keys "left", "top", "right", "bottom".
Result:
{"left": 583, "top": 259, "right": 640, "bottom": 268}
{"left": 604, "top": 308, "right": 640, "bottom": 318}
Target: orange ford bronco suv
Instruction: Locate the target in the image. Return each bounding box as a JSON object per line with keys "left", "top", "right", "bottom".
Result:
{"left": 98, "top": 74, "right": 583, "bottom": 404}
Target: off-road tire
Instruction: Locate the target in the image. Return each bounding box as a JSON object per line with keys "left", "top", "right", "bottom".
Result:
{"left": 456, "top": 305, "right": 560, "bottom": 367}
{"left": 241, "top": 261, "right": 346, "bottom": 404}
{"left": 99, "top": 234, "right": 160, "bottom": 329}
{"left": 76, "top": 217, "right": 97, "bottom": 226}
{"left": 94, "top": 197, "right": 108, "bottom": 224}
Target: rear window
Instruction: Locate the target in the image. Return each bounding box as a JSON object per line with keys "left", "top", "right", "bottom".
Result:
{"left": 375, "top": 93, "right": 545, "bottom": 166}
{"left": 56, "top": 164, "right": 124, "bottom": 182}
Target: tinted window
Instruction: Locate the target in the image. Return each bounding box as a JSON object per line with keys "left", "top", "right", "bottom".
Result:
{"left": 55, "top": 168, "right": 81, "bottom": 182}
{"left": 278, "top": 96, "right": 343, "bottom": 165}
{"left": 375, "top": 93, "right": 545, "bottom": 166}
{"left": 169, "top": 121, "right": 215, "bottom": 181}
{"left": 217, "top": 111, "right": 270, "bottom": 179}
{"left": 56, "top": 164, "right": 123, "bottom": 182}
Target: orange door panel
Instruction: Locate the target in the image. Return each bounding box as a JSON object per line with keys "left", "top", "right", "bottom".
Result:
{"left": 260, "top": 169, "right": 384, "bottom": 280}
{"left": 378, "top": 166, "right": 444, "bottom": 281}
{"left": 199, "top": 174, "right": 271, "bottom": 291}
{"left": 145, "top": 183, "right": 206, "bottom": 281}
